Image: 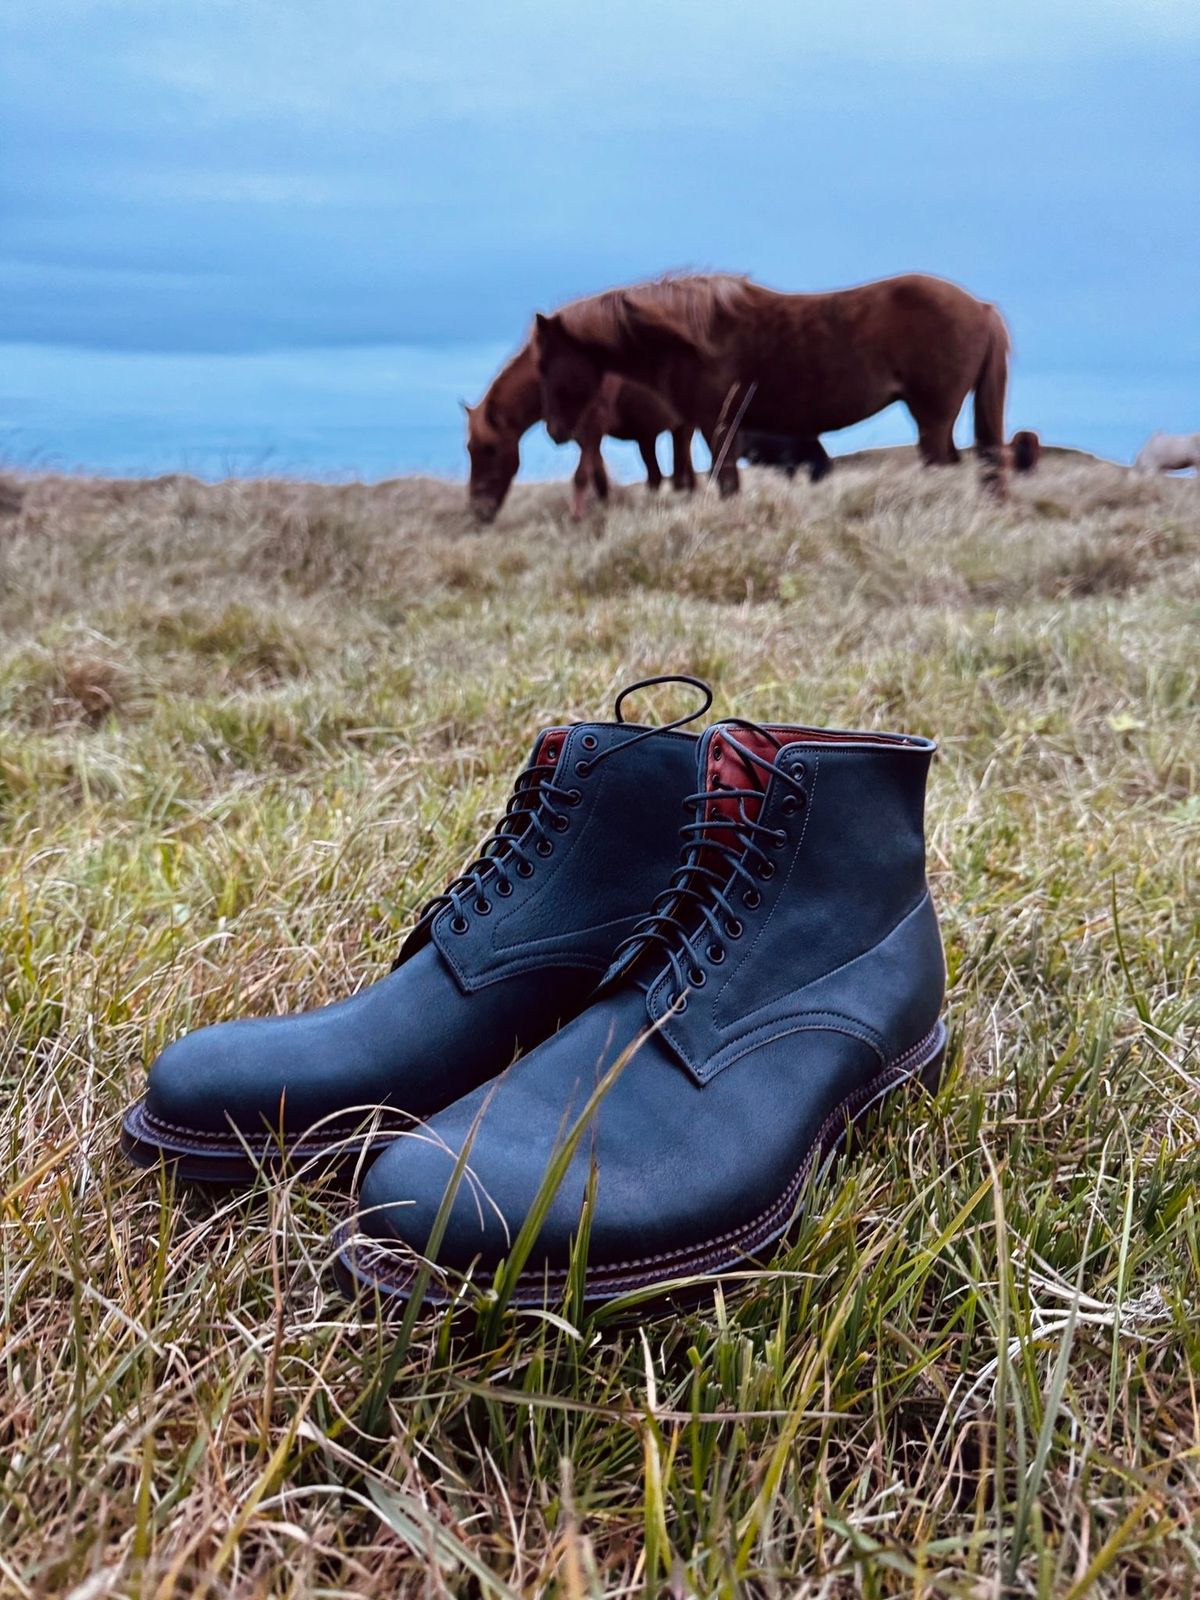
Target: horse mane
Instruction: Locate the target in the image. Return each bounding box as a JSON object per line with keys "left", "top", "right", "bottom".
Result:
{"left": 479, "top": 341, "right": 540, "bottom": 433}
{"left": 555, "top": 273, "right": 758, "bottom": 358}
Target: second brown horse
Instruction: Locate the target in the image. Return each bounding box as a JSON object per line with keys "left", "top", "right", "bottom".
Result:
{"left": 535, "top": 272, "right": 1011, "bottom": 496}
{"left": 465, "top": 342, "right": 695, "bottom": 522}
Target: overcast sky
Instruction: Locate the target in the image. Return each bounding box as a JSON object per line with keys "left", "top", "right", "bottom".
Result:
{"left": 1, "top": 0, "right": 1197, "bottom": 479}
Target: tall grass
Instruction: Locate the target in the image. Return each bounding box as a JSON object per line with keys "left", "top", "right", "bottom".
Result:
{"left": 1, "top": 458, "right": 1198, "bottom": 1595}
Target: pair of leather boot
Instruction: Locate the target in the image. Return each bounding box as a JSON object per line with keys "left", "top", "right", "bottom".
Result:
{"left": 122, "top": 678, "right": 946, "bottom": 1307}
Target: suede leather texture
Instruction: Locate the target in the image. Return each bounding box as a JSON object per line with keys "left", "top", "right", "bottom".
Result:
{"left": 356, "top": 723, "right": 946, "bottom": 1286}
{"left": 137, "top": 721, "right": 699, "bottom": 1142}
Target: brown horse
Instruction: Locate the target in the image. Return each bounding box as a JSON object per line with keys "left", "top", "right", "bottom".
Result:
{"left": 534, "top": 272, "right": 1010, "bottom": 496}
{"left": 464, "top": 341, "right": 695, "bottom": 522}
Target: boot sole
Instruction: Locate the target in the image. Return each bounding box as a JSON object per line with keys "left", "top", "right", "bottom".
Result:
{"left": 333, "top": 1018, "right": 948, "bottom": 1310}
{"left": 120, "top": 1098, "right": 402, "bottom": 1187}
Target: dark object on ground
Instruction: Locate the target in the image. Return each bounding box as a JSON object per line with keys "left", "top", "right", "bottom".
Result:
{"left": 1011, "top": 430, "right": 1041, "bottom": 473}
{"left": 739, "top": 431, "right": 833, "bottom": 482}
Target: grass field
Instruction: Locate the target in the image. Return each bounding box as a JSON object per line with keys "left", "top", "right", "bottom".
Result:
{"left": 1, "top": 457, "right": 1198, "bottom": 1597}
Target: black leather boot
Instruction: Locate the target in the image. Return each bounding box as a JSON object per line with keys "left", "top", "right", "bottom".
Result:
{"left": 121, "top": 678, "right": 710, "bottom": 1183}
{"left": 338, "top": 718, "right": 946, "bottom": 1306}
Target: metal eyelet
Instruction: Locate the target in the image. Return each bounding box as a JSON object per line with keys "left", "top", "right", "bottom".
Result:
{"left": 707, "top": 943, "right": 726, "bottom": 964}
{"left": 725, "top": 917, "right": 744, "bottom": 940}
{"left": 670, "top": 993, "right": 688, "bottom": 1015}
{"left": 552, "top": 813, "right": 570, "bottom": 833}
{"left": 536, "top": 838, "right": 554, "bottom": 857}
{"left": 771, "top": 829, "right": 788, "bottom": 850}
{"left": 474, "top": 898, "right": 491, "bottom": 915}
{"left": 575, "top": 759, "right": 591, "bottom": 777}
{"left": 689, "top": 967, "right": 706, "bottom": 988}
{"left": 757, "top": 861, "right": 776, "bottom": 882}
{"left": 496, "top": 880, "right": 513, "bottom": 897}
{"left": 742, "top": 888, "right": 761, "bottom": 909}
{"left": 581, "top": 734, "right": 598, "bottom": 751}
{"left": 517, "top": 860, "right": 535, "bottom": 878}
{"left": 450, "top": 915, "right": 469, "bottom": 934}
{"left": 567, "top": 788, "right": 583, "bottom": 806}
{"left": 781, "top": 795, "right": 801, "bottom": 816}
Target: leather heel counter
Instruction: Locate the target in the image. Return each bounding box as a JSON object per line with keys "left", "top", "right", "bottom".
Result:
{"left": 844, "top": 888, "right": 946, "bottom": 1061}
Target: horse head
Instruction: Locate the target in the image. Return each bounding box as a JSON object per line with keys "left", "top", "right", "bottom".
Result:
{"left": 534, "top": 313, "right": 604, "bottom": 444}
{"left": 464, "top": 398, "right": 521, "bottom": 523}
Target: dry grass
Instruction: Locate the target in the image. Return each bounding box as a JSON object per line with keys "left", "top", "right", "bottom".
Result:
{"left": 1, "top": 457, "right": 1198, "bottom": 1597}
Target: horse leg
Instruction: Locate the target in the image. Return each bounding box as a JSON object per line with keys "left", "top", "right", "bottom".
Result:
{"left": 671, "top": 426, "right": 696, "bottom": 492}
{"left": 593, "top": 453, "right": 609, "bottom": 502}
{"left": 910, "top": 404, "right": 959, "bottom": 467}
{"left": 808, "top": 440, "right": 833, "bottom": 483}
{"left": 571, "top": 446, "right": 592, "bottom": 520}
{"left": 638, "top": 435, "right": 663, "bottom": 492}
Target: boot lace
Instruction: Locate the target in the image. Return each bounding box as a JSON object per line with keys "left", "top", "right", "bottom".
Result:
{"left": 418, "top": 756, "right": 582, "bottom": 931}
{"left": 418, "top": 674, "right": 714, "bottom": 936}
{"left": 609, "top": 724, "right": 806, "bottom": 1008}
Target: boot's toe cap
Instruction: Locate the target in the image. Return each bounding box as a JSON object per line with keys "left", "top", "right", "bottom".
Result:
{"left": 357, "top": 1127, "right": 519, "bottom": 1274}
{"left": 143, "top": 1018, "right": 302, "bottom": 1136}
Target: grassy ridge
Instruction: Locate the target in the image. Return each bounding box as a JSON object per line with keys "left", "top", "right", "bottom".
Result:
{"left": 1, "top": 459, "right": 1198, "bottom": 1596}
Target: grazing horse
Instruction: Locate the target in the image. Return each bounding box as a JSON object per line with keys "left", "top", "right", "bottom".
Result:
{"left": 464, "top": 341, "right": 695, "bottom": 522}
{"left": 534, "top": 272, "right": 1010, "bottom": 496}
{"left": 1134, "top": 432, "right": 1200, "bottom": 474}
{"left": 1011, "top": 430, "right": 1041, "bottom": 473}
{"left": 738, "top": 430, "right": 833, "bottom": 482}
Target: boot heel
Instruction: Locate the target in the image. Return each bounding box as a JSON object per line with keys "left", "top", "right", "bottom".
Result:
{"left": 915, "top": 1023, "right": 948, "bottom": 1095}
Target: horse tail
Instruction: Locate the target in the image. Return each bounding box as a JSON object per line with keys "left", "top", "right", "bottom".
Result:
{"left": 974, "top": 305, "right": 1010, "bottom": 494}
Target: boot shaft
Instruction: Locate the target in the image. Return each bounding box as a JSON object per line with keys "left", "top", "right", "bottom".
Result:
{"left": 617, "top": 720, "right": 944, "bottom": 1083}
{"left": 400, "top": 718, "right": 700, "bottom": 992}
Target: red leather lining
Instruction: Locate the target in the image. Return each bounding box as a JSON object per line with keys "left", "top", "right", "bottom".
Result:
{"left": 533, "top": 726, "right": 570, "bottom": 767}
{"left": 705, "top": 727, "right": 782, "bottom": 833}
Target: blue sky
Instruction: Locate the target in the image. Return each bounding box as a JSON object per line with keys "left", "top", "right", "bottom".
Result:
{"left": 1, "top": 0, "right": 1197, "bottom": 480}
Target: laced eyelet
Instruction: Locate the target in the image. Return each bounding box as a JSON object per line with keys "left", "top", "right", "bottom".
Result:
{"left": 450, "top": 915, "right": 469, "bottom": 934}
{"left": 474, "top": 898, "right": 491, "bottom": 915}
{"left": 725, "top": 917, "right": 744, "bottom": 940}
{"left": 781, "top": 794, "right": 803, "bottom": 816}
{"left": 581, "top": 734, "right": 598, "bottom": 751}
{"left": 552, "top": 813, "right": 570, "bottom": 833}
{"left": 689, "top": 967, "right": 706, "bottom": 988}
{"left": 707, "top": 943, "right": 725, "bottom": 964}
{"left": 771, "top": 829, "right": 788, "bottom": 850}
{"left": 536, "top": 838, "right": 554, "bottom": 857}
{"left": 567, "top": 788, "right": 583, "bottom": 806}
{"left": 670, "top": 993, "right": 688, "bottom": 1015}
{"left": 495, "top": 880, "right": 513, "bottom": 897}
{"left": 756, "top": 861, "right": 776, "bottom": 882}
{"left": 742, "top": 888, "right": 761, "bottom": 909}
{"left": 517, "top": 860, "right": 535, "bottom": 878}
{"left": 575, "top": 759, "right": 591, "bottom": 777}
